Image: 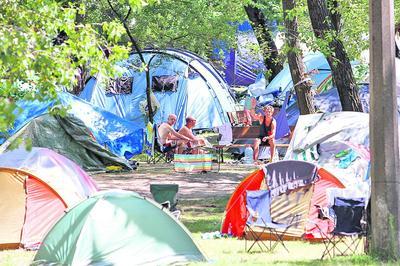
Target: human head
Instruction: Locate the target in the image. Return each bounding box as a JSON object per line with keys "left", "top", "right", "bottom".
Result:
{"left": 263, "top": 105, "right": 274, "bottom": 117}
{"left": 185, "top": 116, "right": 197, "bottom": 128}
{"left": 167, "top": 114, "right": 177, "bottom": 126}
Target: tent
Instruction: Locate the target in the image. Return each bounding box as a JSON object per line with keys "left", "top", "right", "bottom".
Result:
{"left": 284, "top": 112, "right": 371, "bottom": 193}
{"left": 212, "top": 21, "right": 266, "bottom": 87}
{"left": 220, "top": 161, "right": 346, "bottom": 240}
{"left": 0, "top": 148, "right": 98, "bottom": 250}
{"left": 33, "top": 190, "right": 206, "bottom": 265}
{"left": 253, "top": 52, "right": 331, "bottom": 105}
{"left": 0, "top": 93, "right": 143, "bottom": 171}
{"left": 79, "top": 49, "right": 237, "bottom": 130}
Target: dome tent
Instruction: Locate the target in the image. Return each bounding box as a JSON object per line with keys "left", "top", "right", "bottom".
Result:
{"left": 0, "top": 148, "right": 98, "bottom": 250}
{"left": 80, "top": 49, "right": 237, "bottom": 130}
{"left": 33, "top": 190, "right": 206, "bottom": 265}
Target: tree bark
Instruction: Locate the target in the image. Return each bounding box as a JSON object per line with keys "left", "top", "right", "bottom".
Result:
{"left": 307, "top": 0, "right": 363, "bottom": 112}
{"left": 244, "top": 3, "right": 283, "bottom": 82}
{"left": 282, "top": 0, "right": 315, "bottom": 115}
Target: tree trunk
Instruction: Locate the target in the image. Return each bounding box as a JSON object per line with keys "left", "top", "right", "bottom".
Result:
{"left": 307, "top": 0, "right": 363, "bottom": 112}
{"left": 244, "top": 4, "right": 283, "bottom": 82}
{"left": 282, "top": 0, "right": 315, "bottom": 115}
{"left": 106, "top": 0, "right": 154, "bottom": 122}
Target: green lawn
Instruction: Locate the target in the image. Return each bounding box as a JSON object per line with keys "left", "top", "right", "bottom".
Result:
{"left": 0, "top": 196, "right": 395, "bottom": 266}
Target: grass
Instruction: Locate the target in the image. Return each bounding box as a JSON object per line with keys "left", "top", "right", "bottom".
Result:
{"left": 179, "top": 197, "right": 388, "bottom": 266}
{"left": 0, "top": 188, "right": 396, "bottom": 265}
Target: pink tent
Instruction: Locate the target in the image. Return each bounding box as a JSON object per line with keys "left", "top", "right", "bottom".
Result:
{"left": 0, "top": 148, "right": 98, "bottom": 250}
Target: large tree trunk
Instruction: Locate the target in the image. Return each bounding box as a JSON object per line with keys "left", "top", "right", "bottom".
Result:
{"left": 282, "top": 0, "right": 315, "bottom": 115}
{"left": 244, "top": 4, "right": 283, "bottom": 82}
{"left": 307, "top": 0, "right": 363, "bottom": 112}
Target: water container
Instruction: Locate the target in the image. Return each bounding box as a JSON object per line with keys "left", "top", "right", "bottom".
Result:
{"left": 243, "top": 145, "right": 254, "bottom": 164}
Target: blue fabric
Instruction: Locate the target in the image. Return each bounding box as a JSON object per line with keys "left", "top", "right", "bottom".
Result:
{"left": 246, "top": 190, "right": 272, "bottom": 226}
{"left": 274, "top": 91, "right": 291, "bottom": 139}
{"left": 1, "top": 93, "right": 144, "bottom": 159}
{"left": 338, "top": 149, "right": 359, "bottom": 169}
{"left": 80, "top": 50, "right": 235, "bottom": 130}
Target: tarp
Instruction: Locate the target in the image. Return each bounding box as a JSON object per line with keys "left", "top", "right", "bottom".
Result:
{"left": 34, "top": 190, "right": 206, "bottom": 265}
{"left": 1, "top": 114, "right": 132, "bottom": 172}
{"left": 80, "top": 49, "right": 237, "bottom": 130}
{"left": 284, "top": 112, "right": 370, "bottom": 196}
{"left": 0, "top": 148, "right": 98, "bottom": 250}
{"left": 213, "top": 21, "right": 266, "bottom": 87}
{"left": 0, "top": 92, "right": 144, "bottom": 160}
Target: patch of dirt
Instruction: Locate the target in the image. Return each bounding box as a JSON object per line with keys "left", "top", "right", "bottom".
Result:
{"left": 92, "top": 163, "right": 260, "bottom": 200}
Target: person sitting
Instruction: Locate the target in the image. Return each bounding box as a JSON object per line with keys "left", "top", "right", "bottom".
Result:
{"left": 252, "top": 105, "right": 276, "bottom": 162}
{"left": 158, "top": 114, "right": 192, "bottom": 154}
{"left": 178, "top": 116, "right": 209, "bottom": 154}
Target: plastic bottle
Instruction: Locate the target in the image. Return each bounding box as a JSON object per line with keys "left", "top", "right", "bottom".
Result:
{"left": 243, "top": 145, "right": 254, "bottom": 164}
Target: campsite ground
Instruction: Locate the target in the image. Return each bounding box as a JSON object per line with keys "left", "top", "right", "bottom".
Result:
{"left": 0, "top": 162, "right": 387, "bottom": 265}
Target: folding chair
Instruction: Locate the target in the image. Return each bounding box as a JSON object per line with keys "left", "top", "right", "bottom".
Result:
{"left": 244, "top": 190, "right": 299, "bottom": 253}
{"left": 318, "top": 197, "right": 367, "bottom": 260}
{"left": 150, "top": 184, "right": 181, "bottom": 219}
{"left": 147, "top": 124, "right": 175, "bottom": 164}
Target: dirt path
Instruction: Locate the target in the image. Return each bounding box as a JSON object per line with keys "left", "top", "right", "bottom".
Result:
{"left": 92, "top": 163, "right": 259, "bottom": 199}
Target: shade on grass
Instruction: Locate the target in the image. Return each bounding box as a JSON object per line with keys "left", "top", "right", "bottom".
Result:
{"left": 33, "top": 190, "right": 206, "bottom": 265}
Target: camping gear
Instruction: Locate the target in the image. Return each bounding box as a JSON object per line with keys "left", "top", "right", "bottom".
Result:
{"left": 150, "top": 184, "right": 179, "bottom": 212}
{"left": 0, "top": 148, "right": 98, "bottom": 250}
{"left": 319, "top": 197, "right": 367, "bottom": 259}
{"left": 0, "top": 93, "right": 143, "bottom": 171}
{"left": 221, "top": 161, "right": 346, "bottom": 240}
{"left": 245, "top": 190, "right": 299, "bottom": 253}
{"left": 80, "top": 49, "right": 236, "bottom": 130}
{"left": 33, "top": 190, "right": 206, "bottom": 265}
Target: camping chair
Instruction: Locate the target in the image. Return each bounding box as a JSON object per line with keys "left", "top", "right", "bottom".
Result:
{"left": 317, "top": 197, "right": 368, "bottom": 260}
{"left": 150, "top": 184, "right": 181, "bottom": 219}
{"left": 147, "top": 124, "right": 174, "bottom": 164}
{"left": 244, "top": 190, "right": 299, "bottom": 253}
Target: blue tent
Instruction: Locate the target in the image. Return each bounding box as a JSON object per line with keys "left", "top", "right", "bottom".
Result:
{"left": 257, "top": 52, "right": 331, "bottom": 105}
{"left": 1, "top": 93, "right": 143, "bottom": 160}
{"left": 80, "top": 49, "right": 237, "bottom": 130}
{"left": 286, "top": 84, "right": 371, "bottom": 126}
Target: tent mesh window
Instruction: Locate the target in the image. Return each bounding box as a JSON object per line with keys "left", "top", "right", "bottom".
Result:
{"left": 152, "top": 75, "right": 179, "bottom": 92}
{"left": 105, "top": 76, "right": 133, "bottom": 95}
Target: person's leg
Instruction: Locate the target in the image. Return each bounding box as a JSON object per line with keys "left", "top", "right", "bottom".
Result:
{"left": 269, "top": 138, "right": 275, "bottom": 161}
{"left": 253, "top": 138, "right": 261, "bottom": 161}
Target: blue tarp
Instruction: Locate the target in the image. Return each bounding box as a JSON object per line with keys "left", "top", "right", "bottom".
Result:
{"left": 213, "top": 21, "right": 266, "bottom": 87}
{"left": 80, "top": 49, "right": 236, "bottom": 130}
{"left": 1, "top": 93, "right": 144, "bottom": 159}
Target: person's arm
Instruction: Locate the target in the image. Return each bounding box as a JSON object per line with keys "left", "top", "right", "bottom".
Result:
{"left": 178, "top": 127, "right": 196, "bottom": 140}
{"left": 168, "top": 126, "right": 192, "bottom": 141}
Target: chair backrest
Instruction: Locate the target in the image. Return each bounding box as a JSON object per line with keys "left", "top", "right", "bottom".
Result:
{"left": 332, "top": 197, "right": 366, "bottom": 234}
{"left": 245, "top": 190, "right": 272, "bottom": 226}
{"left": 150, "top": 184, "right": 179, "bottom": 211}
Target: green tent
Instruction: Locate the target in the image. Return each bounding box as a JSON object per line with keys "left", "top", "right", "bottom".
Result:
{"left": 33, "top": 190, "right": 206, "bottom": 265}
{"left": 1, "top": 114, "right": 132, "bottom": 172}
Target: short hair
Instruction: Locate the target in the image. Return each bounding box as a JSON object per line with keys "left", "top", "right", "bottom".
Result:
{"left": 168, "top": 114, "right": 177, "bottom": 120}
{"left": 186, "top": 116, "right": 196, "bottom": 124}
{"left": 263, "top": 105, "right": 274, "bottom": 112}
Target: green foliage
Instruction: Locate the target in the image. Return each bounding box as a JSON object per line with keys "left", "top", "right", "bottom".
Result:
{"left": 0, "top": 0, "right": 130, "bottom": 135}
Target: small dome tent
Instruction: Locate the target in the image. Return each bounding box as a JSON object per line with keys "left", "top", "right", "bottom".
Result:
{"left": 80, "top": 49, "right": 237, "bottom": 129}
{"left": 0, "top": 148, "right": 98, "bottom": 250}
{"left": 33, "top": 190, "right": 206, "bottom": 265}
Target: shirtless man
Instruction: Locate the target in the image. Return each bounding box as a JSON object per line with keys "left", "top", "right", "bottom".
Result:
{"left": 252, "top": 105, "right": 276, "bottom": 162}
{"left": 178, "top": 116, "right": 208, "bottom": 154}
{"left": 158, "top": 114, "right": 191, "bottom": 153}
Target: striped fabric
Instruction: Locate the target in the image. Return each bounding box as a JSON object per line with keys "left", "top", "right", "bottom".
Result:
{"left": 174, "top": 154, "right": 213, "bottom": 172}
